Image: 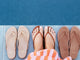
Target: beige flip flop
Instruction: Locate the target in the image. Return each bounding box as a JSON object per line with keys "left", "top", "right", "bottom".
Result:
{"left": 70, "top": 26, "right": 80, "bottom": 59}
{"left": 32, "top": 26, "right": 43, "bottom": 51}
{"left": 18, "top": 26, "right": 30, "bottom": 58}
{"left": 6, "top": 27, "right": 17, "bottom": 59}
{"left": 57, "top": 26, "right": 69, "bottom": 58}
{"left": 44, "top": 26, "right": 56, "bottom": 49}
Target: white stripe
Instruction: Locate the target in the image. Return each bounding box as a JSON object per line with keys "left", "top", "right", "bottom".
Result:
{"left": 30, "top": 53, "right": 34, "bottom": 57}
{"left": 49, "top": 49, "right": 54, "bottom": 56}
{"left": 64, "top": 59, "right": 67, "bottom": 60}
{"left": 43, "top": 49, "right": 47, "bottom": 56}
{"left": 24, "top": 58, "right": 27, "bottom": 60}
{"left": 64, "top": 56, "right": 72, "bottom": 60}
{"left": 69, "top": 56, "right": 72, "bottom": 60}
{"left": 40, "top": 56, "right": 44, "bottom": 60}
{"left": 36, "top": 51, "right": 40, "bottom": 56}
{"left": 31, "top": 56, "right": 36, "bottom": 60}
{"left": 48, "top": 56, "right": 52, "bottom": 60}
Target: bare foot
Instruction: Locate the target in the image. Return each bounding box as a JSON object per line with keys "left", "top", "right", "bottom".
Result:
{"left": 6, "top": 27, "right": 17, "bottom": 59}
{"left": 44, "top": 26, "right": 56, "bottom": 49}
{"left": 18, "top": 26, "right": 30, "bottom": 58}
{"left": 32, "top": 26, "right": 43, "bottom": 51}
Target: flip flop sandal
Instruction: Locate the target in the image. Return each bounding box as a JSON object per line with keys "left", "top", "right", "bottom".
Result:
{"left": 32, "top": 26, "right": 43, "bottom": 51}
{"left": 70, "top": 26, "right": 80, "bottom": 59}
{"left": 6, "top": 27, "right": 17, "bottom": 59}
{"left": 18, "top": 26, "right": 30, "bottom": 58}
{"left": 57, "top": 26, "right": 69, "bottom": 58}
{"left": 44, "top": 26, "right": 56, "bottom": 49}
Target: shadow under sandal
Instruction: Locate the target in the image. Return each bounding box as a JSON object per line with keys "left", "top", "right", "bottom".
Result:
{"left": 58, "top": 26, "right": 69, "bottom": 58}
{"left": 32, "top": 26, "right": 43, "bottom": 51}
{"left": 70, "top": 26, "right": 80, "bottom": 59}
{"left": 44, "top": 26, "right": 56, "bottom": 49}
{"left": 6, "top": 27, "right": 17, "bottom": 59}
{"left": 18, "top": 26, "right": 30, "bottom": 59}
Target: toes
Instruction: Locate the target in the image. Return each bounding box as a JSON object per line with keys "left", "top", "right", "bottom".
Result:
{"left": 44, "top": 26, "right": 48, "bottom": 37}
{"left": 40, "top": 26, "right": 43, "bottom": 36}
{"left": 49, "top": 26, "right": 52, "bottom": 33}
{"left": 32, "top": 26, "right": 39, "bottom": 39}
{"left": 32, "top": 26, "right": 43, "bottom": 40}
{"left": 52, "top": 29, "right": 56, "bottom": 41}
{"left": 49, "top": 26, "right": 52, "bottom": 35}
{"left": 49, "top": 26, "right": 56, "bottom": 41}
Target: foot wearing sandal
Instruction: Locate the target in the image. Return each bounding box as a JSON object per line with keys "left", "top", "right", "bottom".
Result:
{"left": 32, "top": 26, "right": 43, "bottom": 51}
{"left": 18, "top": 26, "right": 30, "bottom": 58}
{"left": 44, "top": 26, "right": 56, "bottom": 49}
{"left": 70, "top": 26, "right": 80, "bottom": 59}
{"left": 58, "top": 26, "right": 69, "bottom": 58}
{"left": 6, "top": 27, "right": 17, "bottom": 59}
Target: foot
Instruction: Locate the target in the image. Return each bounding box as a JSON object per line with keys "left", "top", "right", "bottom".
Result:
{"left": 44, "top": 26, "right": 56, "bottom": 49}
{"left": 32, "top": 26, "right": 43, "bottom": 51}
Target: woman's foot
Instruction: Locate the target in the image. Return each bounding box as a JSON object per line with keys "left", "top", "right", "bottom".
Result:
{"left": 44, "top": 26, "right": 56, "bottom": 49}
{"left": 32, "top": 26, "right": 43, "bottom": 51}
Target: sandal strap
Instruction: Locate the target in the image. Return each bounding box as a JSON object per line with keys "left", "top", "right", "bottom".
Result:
{"left": 44, "top": 27, "right": 55, "bottom": 48}
{"left": 45, "top": 27, "right": 55, "bottom": 42}
{"left": 33, "top": 26, "right": 43, "bottom": 41}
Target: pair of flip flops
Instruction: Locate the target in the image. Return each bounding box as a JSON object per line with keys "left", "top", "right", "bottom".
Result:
{"left": 6, "top": 26, "right": 30, "bottom": 59}
{"left": 32, "top": 26, "right": 56, "bottom": 51}
{"left": 58, "top": 26, "right": 80, "bottom": 59}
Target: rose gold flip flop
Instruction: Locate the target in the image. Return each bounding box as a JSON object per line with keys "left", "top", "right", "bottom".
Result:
{"left": 57, "top": 26, "right": 69, "bottom": 58}
{"left": 18, "top": 26, "right": 30, "bottom": 58}
{"left": 32, "top": 26, "right": 43, "bottom": 51}
{"left": 70, "top": 26, "right": 80, "bottom": 59}
{"left": 6, "top": 27, "right": 17, "bottom": 59}
{"left": 44, "top": 26, "right": 56, "bottom": 49}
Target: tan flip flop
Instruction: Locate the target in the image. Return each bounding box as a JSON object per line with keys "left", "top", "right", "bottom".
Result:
{"left": 32, "top": 26, "right": 43, "bottom": 51}
{"left": 44, "top": 26, "right": 56, "bottom": 49}
{"left": 70, "top": 26, "right": 80, "bottom": 59}
{"left": 57, "top": 26, "right": 69, "bottom": 58}
{"left": 18, "top": 26, "right": 30, "bottom": 58}
{"left": 6, "top": 27, "right": 17, "bottom": 59}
